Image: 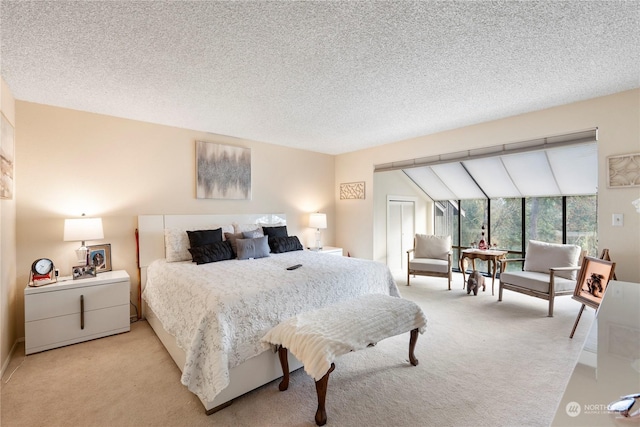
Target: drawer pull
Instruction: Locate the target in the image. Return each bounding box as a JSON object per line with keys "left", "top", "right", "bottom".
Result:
{"left": 80, "top": 295, "right": 84, "bottom": 330}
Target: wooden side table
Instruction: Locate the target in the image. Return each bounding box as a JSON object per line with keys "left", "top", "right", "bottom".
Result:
{"left": 459, "top": 249, "right": 508, "bottom": 295}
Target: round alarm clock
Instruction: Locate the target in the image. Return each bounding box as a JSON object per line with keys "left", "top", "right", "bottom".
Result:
{"left": 29, "top": 258, "right": 56, "bottom": 286}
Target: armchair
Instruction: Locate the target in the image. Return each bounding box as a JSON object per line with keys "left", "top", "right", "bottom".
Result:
{"left": 407, "top": 234, "right": 452, "bottom": 289}
{"left": 498, "top": 240, "right": 584, "bottom": 317}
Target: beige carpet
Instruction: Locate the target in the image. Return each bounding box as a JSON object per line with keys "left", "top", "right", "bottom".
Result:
{"left": 1, "top": 273, "right": 593, "bottom": 427}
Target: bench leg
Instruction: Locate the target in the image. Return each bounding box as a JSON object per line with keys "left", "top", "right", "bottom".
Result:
{"left": 314, "top": 363, "right": 335, "bottom": 426}
{"left": 277, "top": 346, "right": 289, "bottom": 391}
{"left": 409, "top": 328, "right": 419, "bottom": 366}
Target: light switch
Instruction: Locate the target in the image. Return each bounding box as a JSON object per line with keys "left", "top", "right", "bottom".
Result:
{"left": 612, "top": 213, "right": 624, "bottom": 226}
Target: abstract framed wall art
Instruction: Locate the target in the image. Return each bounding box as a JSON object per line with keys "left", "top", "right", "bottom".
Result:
{"left": 0, "top": 113, "right": 15, "bottom": 200}
{"left": 607, "top": 152, "right": 640, "bottom": 188}
{"left": 196, "top": 141, "right": 251, "bottom": 200}
{"left": 340, "top": 181, "right": 365, "bottom": 200}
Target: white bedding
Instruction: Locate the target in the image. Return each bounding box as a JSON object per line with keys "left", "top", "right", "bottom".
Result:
{"left": 142, "top": 250, "right": 400, "bottom": 402}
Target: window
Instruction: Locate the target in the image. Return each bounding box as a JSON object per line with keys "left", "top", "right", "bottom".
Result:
{"left": 436, "top": 195, "right": 597, "bottom": 275}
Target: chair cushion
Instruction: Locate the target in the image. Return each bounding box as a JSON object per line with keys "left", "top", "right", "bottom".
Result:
{"left": 500, "top": 271, "right": 577, "bottom": 294}
{"left": 523, "top": 240, "right": 581, "bottom": 280}
{"left": 414, "top": 234, "right": 451, "bottom": 260}
{"left": 409, "top": 258, "right": 449, "bottom": 274}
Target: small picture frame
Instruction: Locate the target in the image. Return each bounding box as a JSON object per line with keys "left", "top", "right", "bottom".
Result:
{"left": 72, "top": 264, "right": 97, "bottom": 280}
{"left": 573, "top": 256, "right": 616, "bottom": 310}
{"left": 87, "top": 243, "right": 112, "bottom": 273}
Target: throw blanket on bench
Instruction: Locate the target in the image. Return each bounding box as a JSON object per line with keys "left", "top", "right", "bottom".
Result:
{"left": 262, "top": 294, "right": 427, "bottom": 380}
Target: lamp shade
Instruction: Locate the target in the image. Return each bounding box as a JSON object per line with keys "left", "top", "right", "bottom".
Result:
{"left": 63, "top": 217, "right": 104, "bottom": 242}
{"left": 309, "top": 213, "right": 327, "bottom": 229}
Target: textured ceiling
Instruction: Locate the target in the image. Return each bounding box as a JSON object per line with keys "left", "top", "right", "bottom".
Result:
{"left": 1, "top": 1, "right": 639, "bottom": 155}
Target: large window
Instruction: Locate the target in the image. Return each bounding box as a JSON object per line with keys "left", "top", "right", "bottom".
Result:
{"left": 436, "top": 195, "right": 597, "bottom": 275}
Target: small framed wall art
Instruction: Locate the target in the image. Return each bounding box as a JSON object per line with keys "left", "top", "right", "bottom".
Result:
{"left": 607, "top": 152, "right": 640, "bottom": 188}
{"left": 340, "top": 181, "right": 365, "bottom": 200}
{"left": 88, "top": 243, "right": 112, "bottom": 273}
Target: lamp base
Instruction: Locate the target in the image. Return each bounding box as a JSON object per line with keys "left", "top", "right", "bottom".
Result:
{"left": 75, "top": 246, "right": 88, "bottom": 266}
{"left": 315, "top": 229, "right": 322, "bottom": 250}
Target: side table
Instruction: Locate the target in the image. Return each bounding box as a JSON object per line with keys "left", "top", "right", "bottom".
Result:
{"left": 459, "top": 249, "right": 508, "bottom": 295}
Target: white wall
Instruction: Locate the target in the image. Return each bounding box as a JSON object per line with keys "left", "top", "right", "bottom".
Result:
{"left": 372, "top": 170, "right": 432, "bottom": 264}
{"left": 336, "top": 89, "right": 640, "bottom": 282}
{"left": 14, "top": 101, "right": 336, "bottom": 338}
{"left": 1, "top": 77, "right": 17, "bottom": 373}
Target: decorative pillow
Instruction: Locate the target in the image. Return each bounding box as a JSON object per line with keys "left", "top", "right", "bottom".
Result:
{"left": 164, "top": 225, "right": 233, "bottom": 262}
{"left": 187, "top": 228, "right": 222, "bottom": 248}
{"left": 414, "top": 234, "right": 451, "bottom": 260}
{"left": 236, "top": 236, "right": 271, "bottom": 260}
{"left": 165, "top": 228, "right": 190, "bottom": 262}
{"left": 188, "top": 241, "right": 234, "bottom": 265}
{"left": 224, "top": 232, "right": 244, "bottom": 257}
{"left": 262, "top": 225, "right": 288, "bottom": 238}
{"left": 242, "top": 230, "right": 264, "bottom": 239}
{"left": 234, "top": 223, "right": 263, "bottom": 234}
{"left": 269, "top": 236, "right": 303, "bottom": 253}
{"left": 524, "top": 240, "right": 581, "bottom": 280}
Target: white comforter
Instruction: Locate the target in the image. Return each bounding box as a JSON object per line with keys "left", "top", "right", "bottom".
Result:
{"left": 142, "top": 250, "right": 400, "bottom": 402}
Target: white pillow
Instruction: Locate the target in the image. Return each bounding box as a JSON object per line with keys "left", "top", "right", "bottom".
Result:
{"left": 164, "top": 225, "right": 234, "bottom": 262}
{"left": 523, "top": 240, "right": 581, "bottom": 280}
{"left": 414, "top": 234, "right": 451, "bottom": 260}
{"left": 234, "top": 223, "right": 263, "bottom": 234}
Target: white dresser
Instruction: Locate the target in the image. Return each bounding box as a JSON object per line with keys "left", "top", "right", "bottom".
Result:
{"left": 24, "top": 270, "right": 130, "bottom": 355}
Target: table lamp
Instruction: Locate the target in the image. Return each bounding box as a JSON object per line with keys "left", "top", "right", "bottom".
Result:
{"left": 309, "top": 212, "right": 327, "bottom": 250}
{"left": 64, "top": 215, "right": 104, "bottom": 265}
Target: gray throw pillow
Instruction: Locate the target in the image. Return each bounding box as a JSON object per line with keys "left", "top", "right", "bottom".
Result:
{"left": 236, "top": 236, "right": 270, "bottom": 260}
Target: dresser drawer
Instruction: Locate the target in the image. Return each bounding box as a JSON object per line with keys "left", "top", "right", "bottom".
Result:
{"left": 25, "top": 280, "right": 129, "bottom": 322}
{"left": 25, "top": 304, "right": 130, "bottom": 354}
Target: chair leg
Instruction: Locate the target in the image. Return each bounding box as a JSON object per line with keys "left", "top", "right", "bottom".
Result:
{"left": 498, "top": 284, "right": 503, "bottom": 301}
{"left": 570, "top": 304, "right": 586, "bottom": 339}
{"left": 548, "top": 298, "right": 554, "bottom": 317}
{"left": 407, "top": 271, "right": 410, "bottom": 286}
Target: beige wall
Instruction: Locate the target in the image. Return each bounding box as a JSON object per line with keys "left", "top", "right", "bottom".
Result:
{"left": 14, "top": 101, "right": 336, "bottom": 338}
{"left": 336, "top": 89, "right": 640, "bottom": 282}
{"left": 1, "top": 78, "right": 17, "bottom": 373}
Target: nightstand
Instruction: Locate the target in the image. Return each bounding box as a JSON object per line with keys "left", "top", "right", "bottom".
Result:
{"left": 24, "top": 270, "right": 130, "bottom": 355}
{"left": 313, "top": 246, "right": 344, "bottom": 256}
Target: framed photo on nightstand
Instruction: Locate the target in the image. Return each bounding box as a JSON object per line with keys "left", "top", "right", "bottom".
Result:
{"left": 72, "top": 264, "right": 96, "bottom": 280}
{"left": 88, "top": 243, "right": 112, "bottom": 273}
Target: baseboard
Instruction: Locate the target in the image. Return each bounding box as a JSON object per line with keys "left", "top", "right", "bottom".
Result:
{"left": 1, "top": 337, "right": 24, "bottom": 379}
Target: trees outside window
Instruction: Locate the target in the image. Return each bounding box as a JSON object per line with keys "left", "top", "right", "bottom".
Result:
{"left": 436, "top": 195, "right": 597, "bottom": 275}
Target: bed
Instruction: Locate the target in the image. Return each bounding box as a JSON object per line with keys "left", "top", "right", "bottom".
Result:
{"left": 137, "top": 214, "right": 400, "bottom": 414}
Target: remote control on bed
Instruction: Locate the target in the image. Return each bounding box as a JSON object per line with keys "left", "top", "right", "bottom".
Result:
{"left": 286, "top": 264, "right": 302, "bottom": 270}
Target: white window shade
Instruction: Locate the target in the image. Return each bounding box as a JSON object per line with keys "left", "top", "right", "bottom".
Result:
{"left": 463, "top": 157, "right": 522, "bottom": 198}
{"left": 502, "top": 151, "right": 561, "bottom": 197}
{"left": 431, "top": 163, "right": 485, "bottom": 199}
{"left": 547, "top": 143, "right": 598, "bottom": 195}
{"left": 394, "top": 130, "right": 598, "bottom": 201}
{"left": 404, "top": 167, "right": 455, "bottom": 201}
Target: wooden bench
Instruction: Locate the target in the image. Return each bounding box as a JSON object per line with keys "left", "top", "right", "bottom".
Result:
{"left": 262, "top": 294, "right": 427, "bottom": 426}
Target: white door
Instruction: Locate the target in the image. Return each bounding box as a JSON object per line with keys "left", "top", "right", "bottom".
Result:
{"left": 387, "top": 199, "right": 415, "bottom": 274}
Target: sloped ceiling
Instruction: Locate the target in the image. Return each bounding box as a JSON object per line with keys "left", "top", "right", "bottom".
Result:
{"left": 1, "top": 1, "right": 638, "bottom": 155}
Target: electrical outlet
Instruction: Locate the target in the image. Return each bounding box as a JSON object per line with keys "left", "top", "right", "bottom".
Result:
{"left": 612, "top": 213, "right": 623, "bottom": 226}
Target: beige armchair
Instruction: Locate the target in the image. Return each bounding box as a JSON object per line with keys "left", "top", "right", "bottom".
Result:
{"left": 498, "top": 240, "right": 584, "bottom": 317}
{"left": 407, "top": 234, "right": 452, "bottom": 289}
